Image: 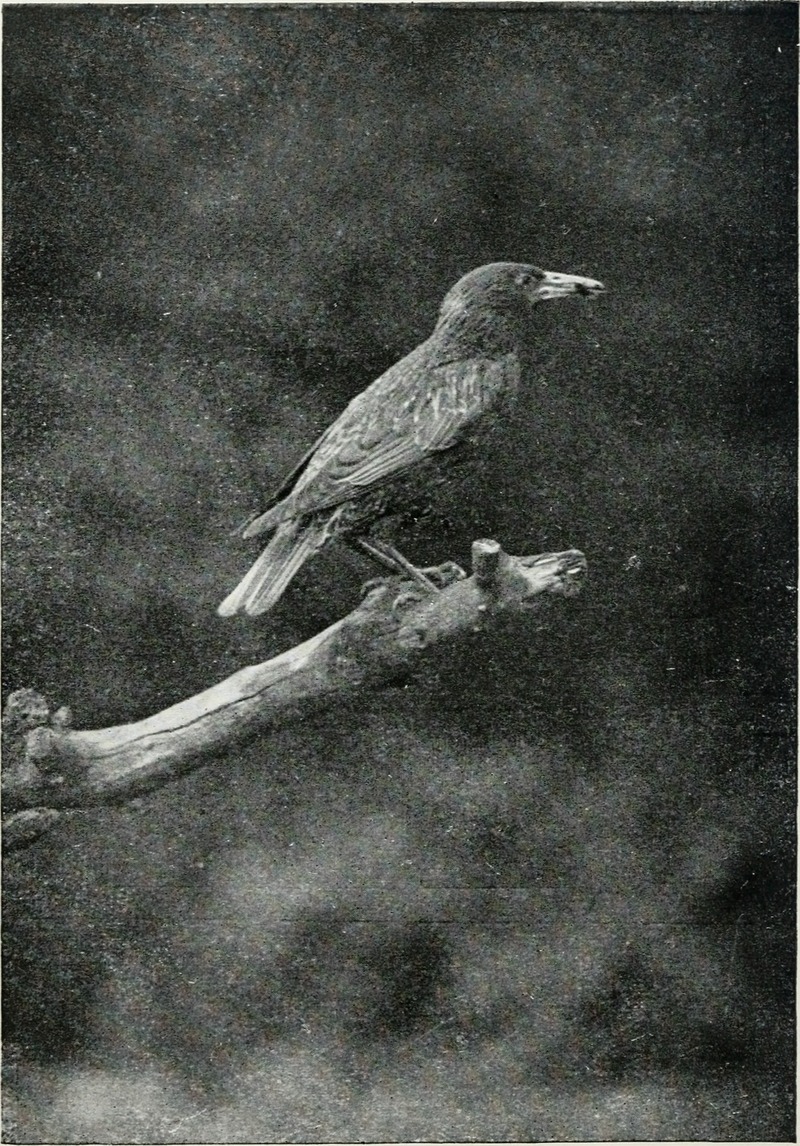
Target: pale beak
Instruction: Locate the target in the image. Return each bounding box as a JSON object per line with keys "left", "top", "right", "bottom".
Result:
{"left": 537, "top": 270, "right": 606, "bottom": 300}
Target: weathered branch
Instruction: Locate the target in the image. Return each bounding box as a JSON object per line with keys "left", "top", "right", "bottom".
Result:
{"left": 2, "top": 542, "right": 586, "bottom": 850}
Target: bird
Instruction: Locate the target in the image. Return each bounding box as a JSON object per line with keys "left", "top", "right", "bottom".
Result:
{"left": 218, "top": 261, "right": 605, "bottom": 617}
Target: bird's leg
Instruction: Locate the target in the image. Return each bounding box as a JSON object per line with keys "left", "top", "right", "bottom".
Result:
{"left": 356, "top": 538, "right": 440, "bottom": 593}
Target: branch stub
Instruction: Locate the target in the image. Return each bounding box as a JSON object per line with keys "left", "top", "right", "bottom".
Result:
{"left": 471, "top": 538, "right": 503, "bottom": 591}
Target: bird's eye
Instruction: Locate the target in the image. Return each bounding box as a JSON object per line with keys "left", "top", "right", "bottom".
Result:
{"left": 515, "top": 269, "right": 544, "bottom": 287}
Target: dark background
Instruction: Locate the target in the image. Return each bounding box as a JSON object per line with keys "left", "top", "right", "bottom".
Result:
{"left": 3, "top": 4, "right": 796, "bottom": 1141}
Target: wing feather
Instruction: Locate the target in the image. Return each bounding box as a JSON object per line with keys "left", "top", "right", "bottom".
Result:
{"left": 250, "top": 351, "right": 519, "bottom": 522}
{"left": 344, "top": 437, "right": 427, "bottom": 487}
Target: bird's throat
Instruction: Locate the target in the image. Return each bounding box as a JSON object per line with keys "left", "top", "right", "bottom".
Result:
{"left": 432, "top": 304, "right": 522, "bottom": 361}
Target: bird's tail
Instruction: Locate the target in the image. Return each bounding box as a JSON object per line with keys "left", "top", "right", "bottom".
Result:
{"left": 217, "top": 517, "right": 327, "bottom": 617}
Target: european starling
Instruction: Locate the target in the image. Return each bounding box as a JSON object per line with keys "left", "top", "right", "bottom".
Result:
{"left": 219, "top": 261, "right": 605, "bottom": 617}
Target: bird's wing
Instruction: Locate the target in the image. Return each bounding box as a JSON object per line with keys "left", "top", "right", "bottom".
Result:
{"left": 283, "top": 351, "right": 519, "bottom": 516}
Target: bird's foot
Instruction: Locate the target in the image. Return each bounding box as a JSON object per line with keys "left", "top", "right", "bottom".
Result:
{"left": 388, "top": 563, "right": 466, "bottom": 618}
{"left": 391, "top": 588, "right": 428, "bottom": 619}
{"left": 360, "top": 576, "right": 395, "bottom": 600}
{"left": 419, "top": 560, "right": 467, "bottom": 588}
{"left": 357, "top": 538, "right": 440, "bottom": 594}
{"left": 360, "top": 578, "right": 433, "bottom": 621}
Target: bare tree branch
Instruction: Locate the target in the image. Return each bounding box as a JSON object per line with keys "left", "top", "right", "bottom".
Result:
{"left": 2, "top": 542, "right": 586, "bottom": 851}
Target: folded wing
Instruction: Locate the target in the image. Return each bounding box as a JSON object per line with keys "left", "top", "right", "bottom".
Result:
{"left": 244, "top": 352, "right": 518, "bottom": 538}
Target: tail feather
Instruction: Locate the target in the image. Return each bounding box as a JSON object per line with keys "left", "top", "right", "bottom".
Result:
{"left": 218, "top": 518, "right": 326, "bottom": 617}
{"left": 241, "top": 500, "right": 291, "bottom": 539}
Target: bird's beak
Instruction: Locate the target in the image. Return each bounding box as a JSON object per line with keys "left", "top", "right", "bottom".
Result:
{"left": 536, "top": 270, "right": 606, "bottom": 301}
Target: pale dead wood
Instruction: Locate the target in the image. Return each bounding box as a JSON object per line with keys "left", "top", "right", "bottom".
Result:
{"left": 2, "top": 542, "right": 586, "bottom": 851}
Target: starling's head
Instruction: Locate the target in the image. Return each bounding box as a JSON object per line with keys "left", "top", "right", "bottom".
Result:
{"left": 435, "top": 262, "right": 605, "bottom": 355}
{"left": 441, "top": 262, "right": 606, "bottom": 319}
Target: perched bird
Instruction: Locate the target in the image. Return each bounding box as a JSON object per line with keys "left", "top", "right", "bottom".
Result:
{"left": 219, "top": 261, "right": 605, "bottom": 617}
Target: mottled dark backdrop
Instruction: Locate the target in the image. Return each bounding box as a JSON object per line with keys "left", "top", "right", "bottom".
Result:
{"left": 3, "top": 5, "right": 796, "bottom": 1142}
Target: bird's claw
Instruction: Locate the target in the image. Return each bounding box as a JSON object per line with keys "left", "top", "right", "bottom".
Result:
{"left": 391, "top": 589, "right": 427, "bottom": 618}
{"left": 420, "top": 561, "right": 467, "bottom": 587}
{"left": 360, "top": 576, "right": 394, "bottom": 600}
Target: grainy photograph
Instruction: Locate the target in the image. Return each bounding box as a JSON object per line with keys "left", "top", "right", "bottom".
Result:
{"left": 2, "top": 3, "right": 796, "bottom": 1142}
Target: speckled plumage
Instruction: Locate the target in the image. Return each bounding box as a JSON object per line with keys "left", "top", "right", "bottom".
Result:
{"left": 219, "top": 262, "right": 604, "bottom": 617}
